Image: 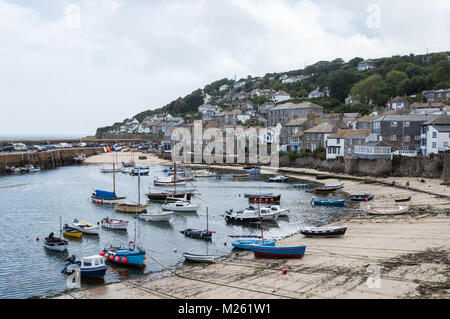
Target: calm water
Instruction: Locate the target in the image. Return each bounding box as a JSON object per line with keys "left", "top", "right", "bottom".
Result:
{"left": 0, "top": 164, "right": 345, "bottom": 299}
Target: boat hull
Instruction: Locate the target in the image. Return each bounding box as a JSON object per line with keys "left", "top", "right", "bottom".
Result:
{"left": 91, "top": 196, "right": 126, "bottom": 205}
{"left": 367, "top": 206, "right": 408, "bottom": 215}
{"left": 101, "top": 219, "right": 129, "bottom": 230}
{"left": 232, "top": 240, "right": 275, "bottom": 250}
{"left": 182, "top": 253, "right": 215, "bottom": 263}
{"left": 139, "top": 211, "right": 174, "bottom": 222}
{"left": 103, "top": 248, "right": 145, "bottom": 267}
{"left": 350, "top": 195, "right": 374, "bottom": 202}
{"left": 313, "top": 200, "right": 346, "bottom": 207}
{"left": 301, "top": 227, "right": 347, "bottom": 237}
{"left": 182, "top": 229, "right": 213, "bottom": 239}
{"left": 115, "top": 203, "right": 148, "bottom": 213}
{"left": 293, "top": 184, "right": 310, "bottom": 189}
{"left": 249, "top": 245, "right": 306, "bottom": 258}
{"left": 248, "top": 195, "right": 281, "bottom": 203}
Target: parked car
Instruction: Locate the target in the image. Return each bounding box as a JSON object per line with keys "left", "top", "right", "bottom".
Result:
{"left": 75, "top": 142, "right": 87, "bottom": 147}
{"left": 1, "top": 144, "right": 14, "bottom": 152}
{"left": 13, "top": 143, "right": 27, "bottom": 151}
{"left": 56, "top": 143, "right": 71, "bottom": 148}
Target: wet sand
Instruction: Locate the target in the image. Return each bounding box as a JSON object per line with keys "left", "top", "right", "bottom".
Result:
{"left": 56, "top": 152, "right": 450, "bottom": 299}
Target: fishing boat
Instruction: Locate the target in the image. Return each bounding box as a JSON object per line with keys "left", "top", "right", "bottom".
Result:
{"left": 73, "top": 154, "right": 86, "bottom": 163}
{"left": 182, "top": 253, "right": 215, "bottom": 263}
{"left": 266, "top": 176, "right": 289, "bottom": 183}
{"left": 61, "top": 255, "right": 107, "bottom": 278}
{"left": 244, "top": 192, "right": 273, "bottom": 198}
{"left": 121, "top": 167, "right": 134, "bottom": 174}
{"left": 115, "top": 167, "right": 148, "bottom": 213}
{"left": 350, "top": 194, "right": 374, "bottom": 202}
{"left": 182, "top": 207, "right": 214, "bottom": 239}
{"left": 247, "top": 194, "right": 281, "bottom": 203}
{"left": 146, "top": 190, "right": 192, "bottom": 201}
{"left": 367, "top": 205, "right": 409, "bottom": 215}
{"left": 101, "top": 243, "right": 145, "bottom": 267}
{"left": 154, "top": 177, "right": 186, "bottom": 186}
{"left": 24, "top": 164, "right": 41, "bottom": 173}
{"left": 139, "top": 210, "right": 175, "bottom": 222}
{"left": 264, "top": 205, "right": 290, "bottom": 217}
{"left": 44, "top": 232, "right": 68, "bottom": 252}
{"left": 162, "top": 201, "right": 199, "bottom": 212}
{"left": 101, "top": 223, "right": 146, "bottom": 267}
{"left": 131, "top": 167, "right": 149, "bottom": 176}
{"left": 63, "top": 224, "right": 83, "bottom": 238}
{"left": 249, "top": 245, "right": 306, "bottom": 258}
{"left": 312, "top": 199, "right": 346, "bottom": 207}
{"left": 194, "top": 170, "right": 216, "bottom": 178}
{"left": 394, "top": 196, "right": 411, "bottom": 202}
{"left": 225, "top": 206, "right": 282, "bottom": 223}
{"left": 324, "top": 182, "right": 344, "bottom": 189}
{"left": 301, "top": 226, "right": 347, "bottom": 237}
{"left": 232, "top": 239, "right": 275, "bottom": 250}
{"left": 101, "top": 217, "right": 129, "bottom": 230}
{"left": 293, "top": 184, "right": 310, "bottom": 189}
{"left": 72, "top": 219, "right": 99, "bottom": 235}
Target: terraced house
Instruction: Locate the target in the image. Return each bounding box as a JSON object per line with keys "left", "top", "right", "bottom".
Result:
{"left": 267, "top": 102, "right": 323, "bottom": 126}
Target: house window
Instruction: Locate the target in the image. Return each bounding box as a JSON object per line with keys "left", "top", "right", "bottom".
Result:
{"left": 373, "top": 122, "right": 380, "bottom": 129}
{"left": 415, "top": 135, "right": 421, "bottom": 141}
{"left": 444, "top": 142, "right": 448, "bottom": 147}
{"left": 432, "top": 142, "right": 437, "bottom": 148}
{"left": 404, "top": 122, "right": 410, "bottom": 127}
{"left": 404, "top": 136, "right": 410, "bottom": 142}
{"left": 432, "top": 132, "right": 437, "bottom": 138}
{"left": 391, "top": 135, "right": 397, "bottom": 142}
{"left": 337, "top": 138, "right": 340, "bottom": 144}
{"left": 391, "top": 122, "right": 398, "bottom": 127}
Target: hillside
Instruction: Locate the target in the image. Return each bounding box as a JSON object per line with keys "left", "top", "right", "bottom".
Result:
{"left": 95, "top": 51, "right": 450, "bottom": 137}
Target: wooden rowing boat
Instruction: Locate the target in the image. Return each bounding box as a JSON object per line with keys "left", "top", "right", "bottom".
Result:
{"left": 394, "top": 196, "right": 411, "bottom": 202}
{"left": 367, "top": 205, "right": 408, "bottom": 215}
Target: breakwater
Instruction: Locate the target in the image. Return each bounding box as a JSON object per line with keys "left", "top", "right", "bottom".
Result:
{"left": 0, "top": 148, "right": 104, "bottom": 174}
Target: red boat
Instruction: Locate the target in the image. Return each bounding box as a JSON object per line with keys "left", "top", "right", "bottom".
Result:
{"left": 248, "top": 194, "right": 281, "bottom": 203}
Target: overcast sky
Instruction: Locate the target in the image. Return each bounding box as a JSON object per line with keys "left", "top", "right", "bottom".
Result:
{"left": 1, "top": 0, "right": 449, "bottom": 136}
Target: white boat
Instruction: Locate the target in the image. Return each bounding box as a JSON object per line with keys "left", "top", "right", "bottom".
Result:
{"left": 62, "top": 255, "right": 107, "bottom": 278}
{"left": 139, "top": 211, "right": 175, "bottom": 222}
{"left": 44, "top": 232, "right": 68, "bottom": 252}
{"left": 367, "top": 205, "right": 409, "bottom": 215}
{"left": 100, "top": 165, "right": 122, "bottom": 173}
{"left": 194, "top": 170, "right": 216, "bottom": 178}
{"left": 264, "top": 205, "right": 289, "bottom": 217}
{"left": 182, "top": 252, "right": 215, "bottom": 263}
{"left": 73, "top": 154, "right": 86, "bottom": 163}
{"left": 324, "top": 182, "right": 344, "bottom": 189}
{"left": 121, "top": 167, "right": 134, "bottom": 174}
{"left": 154, "top": 177, "right": 186, "bottom": 186}
{"left": 72, "top": 219, "right": 99, "bottom": 235}
{"left": 162, "top": 201, "right": 199, "bottom": 212}
{"left": 131, "top": 167, "right": 149, "bottom": 175}
{"left": 101, "top": 218, "right": 129, "bottom": 230}
{"left": 225, "top": 206, "right": 282, "bottom": 223}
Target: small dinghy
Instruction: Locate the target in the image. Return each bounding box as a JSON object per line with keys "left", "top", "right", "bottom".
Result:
{"left": 350, "top": 194, "right": 374, "bottom": 202}
{"left": 394, "top": 196, "right": 411, "bottom": 202}
{"left": 131, "top": 167, "right": 149, "bottom": 176}
{"left": 63, "top": 224, "right": 83, "bottom": 238}
{"left": 293, "top": 184, "right": 310, "bottom": 189}
{"left": 324, "top": 182, "right": 344, "bottom": 189}
{"left": 233, "top": 173, "right": 249, "bottom": 178}
{"left": 162, "top": 201, "right": 199, "bottom": 212}
{"left": 194, "top": 170, "right": 216, "bottom": 178}
{"left": 312, "top": 199, "right": 346, "bottom": 207}
{"left": 249, "top": 244, "right": 306, "bottom": 259}
{"left": 182, "top": 252, "right": 215, "bottom": 263}
{"left": 72, "top": 219, "right": 99, "bottom": 235}
{"left": 154, "top": 177, "right": 186, "bottom": 186}
{"left": 367, "top": 205, "right": 409, "bottom": 215}
{"left": 232, "top": 239, "right": 275, "bottom": 250}
{"left": 139, "top": 211, "right": 175, "bottom": 222}
{"left": 44, "top": 232, "right": 68, "bottom": 252}
{"left": 301, "top": 226, "right": 347, "bottom": 237}
{"left": 101, "top": 217, "right": 129, "bottom": 230}
{"left": 115, "top": 203, "right": 148, "bottom": 213}
{"left": 266, "top": 176, "right": 288, "bottom": 183}
{"left": 62, "top": 255, "right": 107, "bottom": 278}
{"left": 245, "top": 168, "right": 260, "bottom": 175}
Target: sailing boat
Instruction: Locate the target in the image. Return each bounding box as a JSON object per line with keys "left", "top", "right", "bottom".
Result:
{"left": 154, "top": 162, "right": 187, "bottom": 186}
{"left": 44, "top": 217, "right": 69, "bottom": 252}
{"left": 115, "top": 167, "right": 148, "bottom": 213}
{"left": 92, "top": 152, "right": 126, "bottom": 205}
{"left": 182, "top": 207, "right": 215, "bottom": 239}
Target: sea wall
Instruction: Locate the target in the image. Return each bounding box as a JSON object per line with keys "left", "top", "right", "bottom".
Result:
{"left": 0, "top": 148, "right": 104, "bottom": 174}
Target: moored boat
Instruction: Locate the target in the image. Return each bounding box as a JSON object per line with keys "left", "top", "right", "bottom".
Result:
{"left": 101, "top": 242, "right": 145, "bottom": 267}
{"left": 266, "top": 176, "right": 288, "bottom": 183}
{"left": 162, "top": 201, "right": 199, "bottom": 212}
{"left": 63, "top": 225, "right": 83, "bottom": 238}
{"left": 72, "top": 219, "right": 99, "bottom": 235}
{"left": 139, "top": 211, "right": 175, "bottom": 222}
{"left": 248, "top": 194, "right": 281, "bottom": 203}
{"left": 225, "top": 206, "right": 281, "bottom": 223}
{"left": 182, "top": 253, "right": 215, "bottom": 263}
{"left": 301, "top": 226, "right": 347, "bottom": 237}
{"left": 62, "top": 255, "right": 107, "bottom": 278}
{"left": 194, "top": 170, "right": 216, "bottom": 178}
{"left": 146, "top": 191, "right": 192, "bottom": 201}
{"left": 249, "top": 244, "right": 306, "bottom": 259}
{"left": 367, "top": 205, "right": 408, "bottom": 215}
{"left": 245, "top": 168, "right": 260, "bottom": 175}
{"left": 91, "top": 190, "right": 126, "bottom": 205}
{"left": 181, "top": 228, "right": 214, "bottom": 239}
{"left": 324, "top": 182, "right": 344, "bottom": 189}
{"left": 44, "top": 232, "right": 68, "bottom": 252}
{"left": 293, "top": 184, "right": 310, "bottom": 189}
{"left": 244, "top": 192, "right": 273, "bottom": 198}
{"left": 394, "top": 196, "right": 411, "bottom": 202}
{"left": 314, "top": 187, "right": 337, "bottom": 194}
{"left": 312, "top": 199, "right": 346, "bottom": 207}
{"left": 350, "top": 194, "right": 374, "bottom": 202}
{"left": 101, "top": 217, "right": 129, "bottom": 230}
{"left": 115, "top": 203, "right": 148, "bottom": 213}
{"left": 233, "top": 173, "right": 249, "bottom": 178}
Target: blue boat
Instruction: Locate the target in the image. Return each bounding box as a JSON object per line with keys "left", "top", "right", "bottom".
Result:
{"left": 245, "top": 168, "right": 260, "bottom": 174}
{"left": 266, "top": 176, "right": 289, "bottom": 183}
{"left": 101, "top": 242, "right": 146, "bottom": 267}
{"left": 293, "top": 184, "right": 310, "bottom": 189}
{"left": 232, "top": 239, "right": 275, "bottom": 250}
{"left": 91, "top": 190, "right": 126, "bottom": 204}
{"left": 249, "top": 245, "right": 306, "bottom": 258}
{"left": 350, "top": 194, "right": 374, "bottom": 202}
{"left": 182, "top": 228, "right": 215, "bottom": 240}
{"left": 312, "top": 199, "right": 346, "bottom": 207}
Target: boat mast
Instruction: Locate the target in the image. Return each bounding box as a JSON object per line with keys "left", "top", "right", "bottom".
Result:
{"left": 257, "top": 201, "right": 264, "bottom": 243}
{"left": 173, "top": 161, "right": 177, "bottom": 194}
{"left": 206, "top": 207, "right": 209, "bottom": 232}
{"left": 59, "top": 216, "right": 62, "bottom": 238}
{"left": 138, "top": 167, "right": 141, "bottom": 205}
{"left": 113, "top": 151, "right": 116, "bottom": 194}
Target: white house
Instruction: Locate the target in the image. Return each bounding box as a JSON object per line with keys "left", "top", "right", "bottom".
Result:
{"left": 358, "top": 59, "right": 376, "bottom": 71}
{"left": 219, "top": 84, "right": 229, "bottom": 92}
{"left": 421, "top": 115, "right": 450, "bottom": 156}
{"left": 233, "top": 81, "right": 246, "bottom": 89}
{"left": 271, "top": 91, "right": 291, "bottom": 103}
{"left": 387, "top": 96, "right": 409, "bottom": 110}
{"left": 308, "top": 87, "right": 330, "bottom": 99}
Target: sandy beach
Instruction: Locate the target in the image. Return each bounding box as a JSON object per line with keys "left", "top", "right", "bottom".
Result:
{"left": 56, "top": 151, "right": 450, "bottom": 299}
